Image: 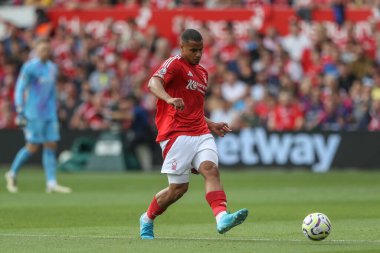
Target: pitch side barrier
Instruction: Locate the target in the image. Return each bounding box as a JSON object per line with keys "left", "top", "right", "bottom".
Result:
{"left": 215, "top": 128, "right": 380, "bottom": 172}
{"left": 1, "top": 128, "right": 380, "bottom": 171}
{"left": 0, "top": 129, "right": 162, "bottom": 171}
{"left": 0, "top": 129, "right": 100, "bottom": 166}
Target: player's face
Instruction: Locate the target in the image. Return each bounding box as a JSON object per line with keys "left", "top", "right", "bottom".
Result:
{"left": 180, "top": 40, "right": 203, "bottom": 65}
{"left": 37, "top": 42, "right": 51, "bottom": 61}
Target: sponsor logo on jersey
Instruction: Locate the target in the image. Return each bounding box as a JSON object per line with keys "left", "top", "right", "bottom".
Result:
{"left": 186, "top": 79, "right": 207, "bottom": 94}
{"left": 188, "top": 71, "right": 193, "bottom": 77}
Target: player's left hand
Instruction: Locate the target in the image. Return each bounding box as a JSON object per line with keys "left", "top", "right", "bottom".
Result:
{"left": 166, "top": 97, "right": 185, "bottom": 111}
{"left": 209, "top": 122, "right": 232, "bottom": 137}
{"left": 15, "top": 114, "right": 27, "bottom": 128}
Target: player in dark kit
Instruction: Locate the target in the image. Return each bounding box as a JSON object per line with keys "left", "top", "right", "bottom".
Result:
{"left": 139, "top": 29, "right": 248, "bottom": 239}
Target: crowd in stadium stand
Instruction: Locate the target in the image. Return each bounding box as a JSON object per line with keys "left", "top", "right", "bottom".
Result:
{"left": 2, "top": 5, "right": 380, "bottom": 132}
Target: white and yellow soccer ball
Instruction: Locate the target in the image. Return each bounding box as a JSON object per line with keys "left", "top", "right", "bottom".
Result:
{"left": 302, "top": 213, "right": 332, "bottom": 241}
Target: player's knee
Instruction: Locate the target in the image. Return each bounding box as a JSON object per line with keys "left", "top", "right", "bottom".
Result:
{"left": 44, "top": 142, "right": 57, "bottom": 150}
{"left": 173, "top": 190, "right": 186, "bottom": 201}
{"left": 170, "top": 184, "right": 188, "bottom": 201}
{"left": 26, "top": 144, "right": 39, "bottom": 154}
{"left": 200, "top": 162, "right": 220, "bottom": 180}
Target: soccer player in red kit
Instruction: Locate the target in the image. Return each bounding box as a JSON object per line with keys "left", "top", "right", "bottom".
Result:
{"left": 139, "top": 29, "right": 248, "bottom": 239}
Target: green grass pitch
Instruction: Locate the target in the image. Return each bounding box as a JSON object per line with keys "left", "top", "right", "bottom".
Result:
{"left": 0, "top": 168, "right": 380, "bottom": 253}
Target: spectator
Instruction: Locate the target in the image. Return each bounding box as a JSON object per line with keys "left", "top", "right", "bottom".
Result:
{"left": 252, "top": 48, "right": 272, "bottom": 74}
{"left": 337, "top": 62, "right": 355, "bottom": 93}
{"left": 331, "top": 0, "right": 346, "bottom": 26}
{"left": 220, "top": 70, "right": 249, "bottom": 109}
{"left": 210, "top": 98, "right": 240, "bottom": 130}
{"left": 348, "top": 44, "right": 375, "bottom": 80}
{"left": 0, "top": 97, "right": 16, "bottom": 128}
{"left": 267, "top": 90, "right": 304, "bottom": 131}
{"left": 0, "top": 60, "right": 17, "bottom": 103}
{"left": 349, "top": 79, "right": 370, "bottom": 130}
{"left": 295, "top": 0, "right": 314, "bottom": 23}
{"left": 263, "top": 27, "right": 281, "bottom": 53}
{"left": 70, "top": 89, "right": 109, "bottom": 130}
{"left": 88, "top": 58, "right": 115, "bottom": 92}
{"left": 205, "top": 82, "right": 224, "bottom": 115}
{"left": 229, "top": 54, "right": 255, "bottom": 85}
{"left": 2, "top": 23, "right": 27, "bottom": 61}
{"left": 245, "top": 28, "right": 262, "bottom": 62}
{"left": 319, "top": 93, "right": 347, "bottom": 130}
{"left": 281, "top": 21, "right": 311, "bottom": 62}
{"left": 254, "top": 91, "right": 276, "bottom": 126}
{"left": 367, "top": 94, "right": 380, "bottom": 131}
{"left": 302, "top": 84, "right": 325, "bottom": 130}
{"left": 126, "top": 95, "right": 155, "bottom": 171}
{"left": 219, "top": 30, "right": 241, "bottom": 64}
{"left": 250, "top": 71, "right": 269, "bottom": 101}
{"left": 58, "top": 81, "right": 81, "bottom": 129}
{"left": 277, "top": 50, "right": 303, "bottom": 83}
{"left": 235, "top": 97, "right": 262, "bottom": 129}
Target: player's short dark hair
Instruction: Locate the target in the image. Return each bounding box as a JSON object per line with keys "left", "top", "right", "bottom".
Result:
{"left": 181, "top": 29, "right": 203, "bottom": 43}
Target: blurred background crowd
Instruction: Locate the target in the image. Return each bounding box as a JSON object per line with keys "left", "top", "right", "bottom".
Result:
{"left": 1, "top": 2, "right": 380, "bottom": 133}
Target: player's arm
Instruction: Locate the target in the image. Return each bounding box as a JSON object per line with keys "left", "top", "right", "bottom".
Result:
{"left": 204, "top": 117, "right": 232, "bottom": 137}
{"left": 15, "top": 64, "right": 31, "bottom": 113}
{"left": 14, "top": 64, "right": 31, "bottom": 126}
{"left": 148, "top": 76, "right": 184, "bottom": 111}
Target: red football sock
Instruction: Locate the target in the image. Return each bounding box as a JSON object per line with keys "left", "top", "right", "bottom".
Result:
{"left": 146, "top": 197, "right": 166, "bottom": 220}
{"left": 206, "top": 190, "right": 227, "bottom": 216}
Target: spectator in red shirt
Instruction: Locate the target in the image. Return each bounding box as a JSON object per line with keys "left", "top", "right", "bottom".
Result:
{"left": 0, "top": 97, "right": 16, "bottom": 129}
{"left": 219, "top": 31, "right": 241, "bottom": 64}
{"left": 268, "top": 90, "right": 304, "bottom": 131}
{"left": 254, "top": 92, "right": 276, "bottom": 125}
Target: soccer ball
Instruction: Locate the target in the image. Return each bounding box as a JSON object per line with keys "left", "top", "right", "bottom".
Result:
{"left": 302, "top": 213, "right": 332, "bottom": 241}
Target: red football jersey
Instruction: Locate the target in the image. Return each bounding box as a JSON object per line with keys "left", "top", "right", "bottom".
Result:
{"left": 153, "top": 55, "right": 210, "bottom": 142}
{"left": 272, "top": 104, "right": 303, "bottom": 131}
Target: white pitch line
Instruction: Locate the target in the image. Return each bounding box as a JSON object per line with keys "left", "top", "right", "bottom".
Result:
{"left": 158, "top": 236, "right": 380, "bottom": 244}
{"left": 0, "top": 233, "right": 379, "bottom": 244}
{"left": 0, "top": 234, "right": 126, "bottom": 239}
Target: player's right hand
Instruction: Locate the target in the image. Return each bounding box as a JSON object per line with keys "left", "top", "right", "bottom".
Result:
{"left": 15, "top": 114, "right": 27, "bottom": 128}
{"left": 166, "top": 98, "right": 185, "bottom": 111}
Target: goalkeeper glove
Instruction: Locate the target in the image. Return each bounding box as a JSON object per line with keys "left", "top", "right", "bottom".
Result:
{"left": 15, "top": 107, "right": 27, "bottom": 128}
